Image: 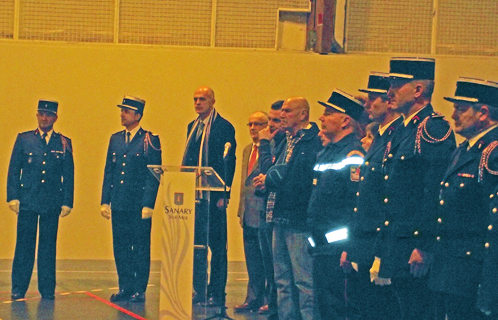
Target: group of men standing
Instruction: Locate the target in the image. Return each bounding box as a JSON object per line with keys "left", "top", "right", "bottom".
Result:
{"left": 6, "top": 57, "right": 498, "bottom": 320}
{"left": 236, "top": 57, "right": 498, "bottom": 320}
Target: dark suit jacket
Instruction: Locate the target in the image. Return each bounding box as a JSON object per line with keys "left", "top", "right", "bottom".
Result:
{"left": 7, "top": 129, "right": 74, "bottom": 214}
{"left": 184, "top": 113, "right": 236, "bottom": 198}
{"left": 379, "top": 105, "right": 456, "bottom": 278}
{"left": 101, "top": 128, "right": 162, "bottom": 211}
{"left": 237, "top": 143, "right": 265, "bottom": 228}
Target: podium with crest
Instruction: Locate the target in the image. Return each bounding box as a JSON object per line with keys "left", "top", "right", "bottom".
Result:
{"left": 148, "top": 165, "right": 227, "bottom": 319}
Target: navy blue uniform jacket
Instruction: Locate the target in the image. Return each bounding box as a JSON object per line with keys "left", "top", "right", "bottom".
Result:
{"left": 101, "top": 128, "right": 161, "bottom": 211}
{"left": 7, "top": 129, "right": 74, "bottom": 213}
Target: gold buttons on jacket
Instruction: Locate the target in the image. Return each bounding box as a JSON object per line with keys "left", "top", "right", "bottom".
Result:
{"left": 485, "top": 243, "right": 490, "bottom": 248}
{"left": 413, "top": 231, "right": 419, "bottom": 236}
{"left": 361, "top": 176, "right": 364, "bottom": 181}
{"left": 440, "top": 200, "right": 444, "bottom": 205}
{"left": 489, "top": 225, "right": 493, "bottom": 230}
{"left": 384, "top": 175, "right": 389, "bottom": 180}
{"left": 354, "top": 208, "right": 358, "bottom": 212}
{"left": 356, "top": 192, "right": 360, "bottom": 196}
{"left": 437, "top": 218, "right": 442, "bottom": 224}
{"left": 466, "top": 251, "right": 472, "bottom": 256}
{"left": 436, "top": 236, "right": 441, "bottom": 241}
{"left": 400, "top": 156, "right": 405, "bottom": 160}
{"left": 460, "top": 183, "right": 465, "bottom": 188}
{"left": 365, "top": 161, "right": 369, "bottom": 166}
{"left": 491, "top": 194, "right": 494, "bottom": 199}
{"left": 445, "top": 182, "right": 449, "bottom": 187}
{"left": 493, "top": 208, "right": 497, "bottom": 213}
{"left": 384, "top": 198, "right": 389, "bottom": 203}
{"left": 384, "top": 221, "right": 389, "bottom": 226}
{"left": 388, "top": 154, "right": 393, "bottom": 158}
{"left": 376, "top": 228, "right": 381, "bottom": 232}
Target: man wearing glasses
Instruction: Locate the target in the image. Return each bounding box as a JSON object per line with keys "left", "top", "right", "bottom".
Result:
{"left": 235, "top": 112, "right": 269, "bottom": 312}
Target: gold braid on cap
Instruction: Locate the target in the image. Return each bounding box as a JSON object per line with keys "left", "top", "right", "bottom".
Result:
{"left": 415, "top": 114, "right": 452, "bottom": 154}
{"left": 479, "top": 141, "right": 498, "bottom": 182}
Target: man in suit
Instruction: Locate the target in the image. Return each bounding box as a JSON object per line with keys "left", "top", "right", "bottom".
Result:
{"left": 7, "top": 100, "right": 74, "bottom": 300}
{"left": 342, "top": 72, "right": 402, "bottom": 319}
{"left": 429, "top": 78, "right": 498, "bottom": 319}
{"left": 235, "top": 111, "right": 269, "bottom": 312}
{"left": 378, "top": 57, "right": 456, "bottom": 319}
{"left": 182, "top": 86, "right": 236, "bottom": 307}
{"left": 101, "top": 96, "right": 162, "bottom": 303}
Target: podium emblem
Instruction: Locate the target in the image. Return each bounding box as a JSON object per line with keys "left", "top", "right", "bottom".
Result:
{"left": 174, "top": 193, "right": 184, "bottom": 206}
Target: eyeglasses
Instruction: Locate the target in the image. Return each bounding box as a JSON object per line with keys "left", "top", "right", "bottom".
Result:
{"left": 247, "top": 122, "right": 268, "bottom": 127}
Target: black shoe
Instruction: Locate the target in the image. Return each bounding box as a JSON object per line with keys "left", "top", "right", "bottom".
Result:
{"left": 110, "top": 290, "right": 131, "bottom": 302}
{"left": 41, "top": 294, "right": 55, "bottom": 300}
{"left": 192, "top": 293, "right": 206, "bottom": 304}
{"left": 129, "top": 292, "right": 145, "bottom": 303}
{"left": 11, "top": 293, "right": 25, "bottom": 300}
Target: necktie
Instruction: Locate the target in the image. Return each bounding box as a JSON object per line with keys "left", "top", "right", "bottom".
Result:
{"left": 126, "top": 132, "right": 131, "bottom": 145}
{"left": 247, "top": 145, "right": 258, "bottom": 174}
{"left": 196, "top": 122, "right": 204, "bottom": 141}
{"left": 450, "top": 140, "right": 468, "bottom": 169}
{"left": 42, "top": 132, "right": 48, "bottom": 145}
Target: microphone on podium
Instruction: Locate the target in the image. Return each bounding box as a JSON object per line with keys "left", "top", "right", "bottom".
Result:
{"left": 223, "top": 142, "right": 231, "bottom": 159}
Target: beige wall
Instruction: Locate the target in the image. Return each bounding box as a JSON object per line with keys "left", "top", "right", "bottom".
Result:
{"left": 1, "top": 41, "right": 497, "bottom": 261}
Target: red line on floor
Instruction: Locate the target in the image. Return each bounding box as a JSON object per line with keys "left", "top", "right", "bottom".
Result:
{"left": 84, "top": 292, "right": 148, "bottom": 320}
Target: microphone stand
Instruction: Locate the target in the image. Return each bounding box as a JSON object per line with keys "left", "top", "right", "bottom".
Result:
{"left": 204, "top": 155, "right": 233, "bottom": 320}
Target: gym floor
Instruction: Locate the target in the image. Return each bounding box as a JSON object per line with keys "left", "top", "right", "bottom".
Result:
{"left": 0, "top": 260, "right": 270, "bottom": 320}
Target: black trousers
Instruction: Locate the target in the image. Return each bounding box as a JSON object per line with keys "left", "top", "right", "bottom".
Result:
{"left": 193, "top": 198, "right": 228, "bottom": 302}
{"left": 12, "top": 209, "right": 59, "bottom": 296}
{"left": 242, "top": 224, "right": 265, "bottom": 307}
{"left": 259, "top": 221, "right": 277, "bottom": 315}
{"left": 392, "top": 275, "right": 435, "bottom": 320}
{"left": 111, "top": 210, "right": 152, "bottom": 294}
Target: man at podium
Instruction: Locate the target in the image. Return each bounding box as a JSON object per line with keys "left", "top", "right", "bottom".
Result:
{"left": 182, "top": 86, "right": 236, "bottom": 307}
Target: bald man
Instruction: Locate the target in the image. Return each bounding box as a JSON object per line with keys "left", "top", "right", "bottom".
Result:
{"left": 182, "top": 86, "right": 237, "bottom": 307}
{"left": 254, "top": 97, "right": 321, "bottom": 320}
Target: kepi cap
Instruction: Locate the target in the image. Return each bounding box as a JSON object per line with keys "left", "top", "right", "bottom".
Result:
{"left": 318, "top": 89, "right": 365, "bottom": 121}
{"left": 37, "top": 100, "right": 58, "bottom": 114}
{"left": 359, "top": 72, "right": 390, "bottom": 94}
{"left": 118, "top": 95, "right": 145, "bottom": 114}
{"left": 444, "top": 77, "right": 498, "bottom": 108}
{"left": 388, "top": 57, "right": 435, "bottom": 80}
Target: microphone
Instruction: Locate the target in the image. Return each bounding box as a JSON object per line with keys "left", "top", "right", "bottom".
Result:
{"left": 223, "top": 142, "right": 232, "bottom": 159}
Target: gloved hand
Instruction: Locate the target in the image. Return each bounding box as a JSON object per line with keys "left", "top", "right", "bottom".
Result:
{"left": 142, "top": 207, "right": 153, "bottom": 219}
{"left": 101, "top": 204, "right": 111, "bottom": 220}
{"left": 370, "top": 256, "right": 392, "bottom": 286}
{"left": 8, "top": 200, "right": 20, "bottom": 214}
{"left": 60, "top": 205, "right": 71, "bottom": 218}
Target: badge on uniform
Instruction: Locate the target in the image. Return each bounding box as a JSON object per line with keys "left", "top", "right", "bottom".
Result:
{"left": 350, "top": 166, "right": 360, "bottom": 182}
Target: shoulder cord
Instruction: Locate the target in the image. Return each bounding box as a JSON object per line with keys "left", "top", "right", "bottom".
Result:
{"left": 479, "top": 141, "right": 498, "bottom": 181}
{"left": 415, "top": 116, "right": 453, "bottom": 154}
{"left": 144, "top": 132, "right": 161, "bottom": 155}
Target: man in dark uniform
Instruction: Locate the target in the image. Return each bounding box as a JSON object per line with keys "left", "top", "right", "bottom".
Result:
{"left": 307, "top": 89, "right": 365, "bottom": 319}
{"left": 182, "top": 86, "right": 236, "bottom": 307}
{"left": 429, "top": 78, "right": 498, "bottom": 320}
{"left": 343, "top": 72, "right": 402, "bottom": 319}
{"left": 7, "top": 100, "right": 74, "bottom": 300}
{"left": 378, "top": 57, "right": 456, "bottom": 319}
{"left": 101, "top": 95, "right": 162, "bottom": 303}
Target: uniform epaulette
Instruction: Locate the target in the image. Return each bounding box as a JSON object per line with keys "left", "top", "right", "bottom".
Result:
{"left": 60, "top": 134, "right": 72, "bottom": 154}
{"left": 479, "top": 141, "right": 498, "bottom": 181}
{"left": 144, "top": 131, "right": 161, "bottom": 155}
{"left": 415, "top": 116, "right": 453, "bottom": 154}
